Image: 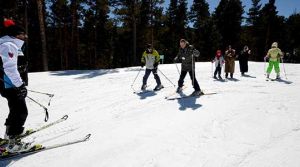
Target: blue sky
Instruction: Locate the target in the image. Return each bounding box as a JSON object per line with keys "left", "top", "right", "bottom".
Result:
{"left": 164, "top": 0, "right": 299, "bottom": 17}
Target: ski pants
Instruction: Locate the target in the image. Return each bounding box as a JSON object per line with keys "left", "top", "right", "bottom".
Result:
{"left": 3, "top": 89, "right": 28, "bottom": 136}
{"left": 214, "top": 64, "right": 222, "bottom": 77}
{"left": 267, "top": 60, "right": 280, "bottom": 74}
{"left": 178, "top": 71, "right": 201, "bottom": 91}
{"left": 143, "top": 68, "right": 161, "bottom": 86}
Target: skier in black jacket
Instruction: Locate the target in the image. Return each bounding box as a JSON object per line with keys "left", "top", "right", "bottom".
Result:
{"left": 174, "top": 39, "right": 202, "bottom": 96}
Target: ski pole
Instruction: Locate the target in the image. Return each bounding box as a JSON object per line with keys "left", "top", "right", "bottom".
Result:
{"left": 175, "top": 63, "right": 180, "bottom": 75}
{"left": 0, "top": 77, "right": 49, "bottom": 122}
{"left": 130, "top": 67, "right": 143, "bottom": 91}
{"left": 28, "top": 89, "right": 54, "bottom": 106}
{"left": 28, "top": 89, "right": 54, "bottom": 97}
{"left": 264, "top": 57, "right": 266, "bottom": 76}
{"left": 26, "top": 96, "right": 49, "bottom": 122}
{"left": 281, "top": 57, "right": 288, "bottom": 80}
{"left": 158, "top": 69, "right": 176, "bottom": 87}
{"left": 211, "top": 61, "right": 214, "bottom": 78}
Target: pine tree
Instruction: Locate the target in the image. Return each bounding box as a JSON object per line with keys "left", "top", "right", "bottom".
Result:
{"left": 245, "top": 0, "right": 262, "bottom": 60}
{"left": 213, "top": 0, "right": 244, "bottom": 48}
{"left": 189, "top": 0, "right": 211, "bottom": 59}
{"left": 247, "top": 0, "right": 261, "bottom": 26}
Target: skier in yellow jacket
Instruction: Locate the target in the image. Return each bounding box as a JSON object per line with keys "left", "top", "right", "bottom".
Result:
{"left": 265, "top": 42, "right": 283, "bottom": 79}
{"left": 141, "top": 44, "right": 163, "bottom": 91}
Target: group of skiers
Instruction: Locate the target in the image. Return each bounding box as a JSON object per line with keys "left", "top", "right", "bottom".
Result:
{"left": 140, "top": 40, "right": 284, "bottom": 93}
{"left": 0, "top": 18, "right": 285, "bottom": 155}
{"left": 141, "top": 39, "right": 202, "bottom": 96}
{"left": 212, "top": 45, "right": 251, "bottom": 80}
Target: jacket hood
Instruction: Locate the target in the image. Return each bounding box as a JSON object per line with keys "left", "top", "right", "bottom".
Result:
{"left": 0, "top": 35, "right": 24, "bottom": 49}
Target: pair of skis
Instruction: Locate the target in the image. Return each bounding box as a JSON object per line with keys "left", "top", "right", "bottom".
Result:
{"left": 166, "top": 92, "right": 217, "bottom": 100}
{"left": 133, "top": 85, "right": 165, "bottom": 94}
{"left": 0, "top": 115, "right": 91, "bottom": 160}
{"left": 165, "top": 87, "right": 217, "bottom": 100}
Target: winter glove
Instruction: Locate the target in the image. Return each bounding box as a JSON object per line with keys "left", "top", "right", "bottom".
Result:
{"left": 153, "top": 62, "right": 158, "bottom": 68}
{"left": 141, "top": 62, "right": 145, "bottom": 68}
{"left": 173, "top": 57, "right": 178, "bottom": 63}
{"left": 16, "top": 84, "right": 27, "bottom": 99}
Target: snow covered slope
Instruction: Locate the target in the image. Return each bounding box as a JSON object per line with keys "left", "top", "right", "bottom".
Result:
{"left": 1, "top": 61, "right": 300, "bottom": 167}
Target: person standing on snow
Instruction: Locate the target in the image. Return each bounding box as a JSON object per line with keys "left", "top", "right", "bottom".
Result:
{"left": 212, "top": 50, "right": 225, "bottom": 80}
{"left": 141, "top": 44, "right": 163, "bottom": 91}
{"left": 265, "top": 42, "right": 283, "bottom": 79}
{"left": 238, "top": 45, "right": 251, "bottom": 76}
{"left": 174, "top": 39, "right": 201, "bottom": 96}
{"left": 0, "top": 19, "right": 30, "bottom": 153}
{"left": 224, "top": 45, "right": 236, "bottom": 78}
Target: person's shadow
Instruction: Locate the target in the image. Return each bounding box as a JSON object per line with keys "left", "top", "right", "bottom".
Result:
{"left": 136, "top": 91, "right": 157, "bottom": 100}
{"left": 227, "top": 78, "right": 240, "bottom": 82}
{"left": 242, "top": 74, "right": 256, "bottom": 78}
{"left": 274, "top": 78, "right": 293, "bottom": 84}
{"left": 176, "top": 92, "right": 202, "bottom": 111}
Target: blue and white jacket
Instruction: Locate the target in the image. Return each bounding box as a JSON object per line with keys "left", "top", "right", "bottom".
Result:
{"left": 0, "top": 35, "right": 24, "bottom": 89}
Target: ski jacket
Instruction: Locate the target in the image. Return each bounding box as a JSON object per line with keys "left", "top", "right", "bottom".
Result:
{"left": 213, "top": 56, "right": 225, "bottom": 67}
{"left": 267, "top": 48, "right": 283, "bottom": 61}
{"left": 175, "top": 45, "right": 200, "bottom": 71}
{"left": 141, "top": 49, "right": 160, "bottom": 70}
{"left": 224, "top": 49, "right": 236, "bottom": 73}
{"left": 0, "top": 35, "right": 24, "bottom": 90}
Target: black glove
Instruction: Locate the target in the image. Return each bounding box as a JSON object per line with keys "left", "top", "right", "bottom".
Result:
{"left": 173, "top": 57, "right": 178, "bottom": 63}
{"left": 141, "top": 62, "right": 145, "bottom": 68}
{"left": 153, "top": 62, "right": 158, "bottom": 68}
{"left": 16, "top": 84, "right": 27, "bottom": 99}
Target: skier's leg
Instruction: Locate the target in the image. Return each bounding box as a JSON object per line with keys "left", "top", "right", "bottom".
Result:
{"left": 178, "top": 71, "right": 187, "bottom": 88}
{"left": 5, "top": 90, "right": 28, "bottom": 137}
{"left": 217, "top": 65, "right": 222, "bottom": 78}
{"left": 152, "top": 68, "right": 161, "bottom": 85}
{"left": 142, "top": 69, "right": 151, "bottom": 86}
{"left": 189, "top": 71, "right": 200, "bottom": 91}
{"left": 266, "top": 61, "right": 274, "bottom": 77}
{"left": 274, "top": 61, "right": 280, "bottom": 78}
{"left": 214, "top": 68, "right": 218, "bottom": 78}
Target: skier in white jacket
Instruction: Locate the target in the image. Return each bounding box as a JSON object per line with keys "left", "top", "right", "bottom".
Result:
{"left": 0, "top": 19, "right": 30, "bottom": 153}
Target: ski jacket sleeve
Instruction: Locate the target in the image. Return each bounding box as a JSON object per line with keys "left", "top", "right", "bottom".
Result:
{"left": 141, "top": 51, "right": 146, "bottom": 64}
{"left": 0, "top": 42, "right": 23, "bottom": 88}
{"left": 190, "top": 46, "right": 200, "bottom": 58}
{"left": 153, "top": 50, "right": 160, "bottom": 63}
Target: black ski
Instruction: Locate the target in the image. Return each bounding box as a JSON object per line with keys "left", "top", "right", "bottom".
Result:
{"left": 0, "top": 134, "right": 91, "bottom": 161}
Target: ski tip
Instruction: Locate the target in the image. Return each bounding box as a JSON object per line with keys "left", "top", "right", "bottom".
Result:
{"left": 62, "top": 115, "right": 68, "bottom": 120}
{"left": 85, "top": 134, "right": 91, "bottom": 141}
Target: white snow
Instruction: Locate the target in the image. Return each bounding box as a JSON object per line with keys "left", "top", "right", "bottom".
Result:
{"left": 1, "top": 61, "right": 300, "bottom": 167}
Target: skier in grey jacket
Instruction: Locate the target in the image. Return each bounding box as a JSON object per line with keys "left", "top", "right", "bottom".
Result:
{"left": 174, "top": 39, "right": 202, "bottom": 96}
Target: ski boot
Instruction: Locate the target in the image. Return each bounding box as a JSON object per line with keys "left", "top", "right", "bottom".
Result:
{"left": 154, "top": 84, "right": 164, "bottom": 91}
{"left": 176, "top": 87, "right": 183, "bottom": 93}
{"left": 5, "top": 137, "right": 33, "bottom": 154}
{"left": 218, "top": 75, "right": 223, "bottom": 80}
{"left": 230, "top": 73, "right": 233, "bottom": 79}
{"left": 213, "top": 75, "right": 218, "bottom": 79}
{"left": 225, "top": 73, "right": 228, "bottom": 78}
{"left": 190, "top": 90, "right": 204, "bottom": 96}
{"left": 141, "top": 84, "right": 147, "bottom": 91}
{"left": 276, "top": 73, "right": 280, "bottom": 80}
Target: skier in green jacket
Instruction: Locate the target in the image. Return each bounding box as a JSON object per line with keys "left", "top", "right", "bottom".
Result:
{"left": 265, "top": 42, "right": 283, "bottom": 79}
